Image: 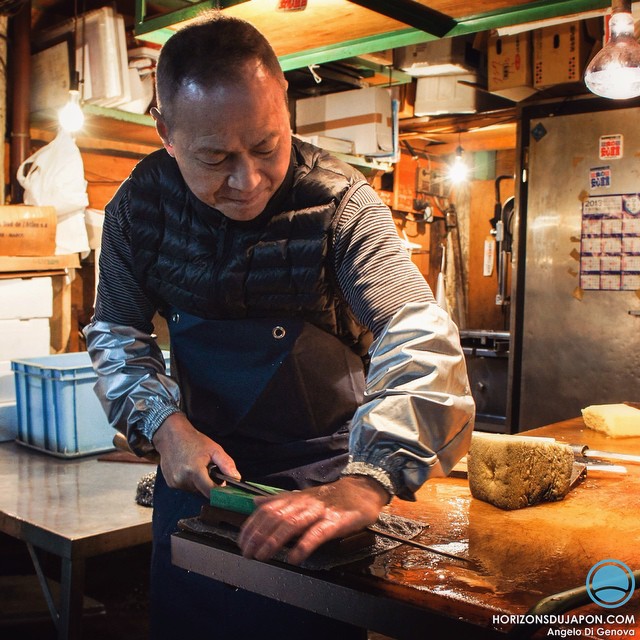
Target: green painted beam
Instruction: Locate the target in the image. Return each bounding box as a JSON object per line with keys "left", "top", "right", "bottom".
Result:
{"left": 134, "top": 0, "right": 611, "bottom": 69}
{"left": 135, "top": 0, "right": 250, "bottom": 37}
{"left": 278, "top": 29, "right": 437, "bottom": 72}
{"left": 343, "top": 58, "right": 414, "bottom": 85}
{"left": 450, "top": 0, "right": 611, "bottom": 35}
{"left": 83, "top": 104, "right": 155, "bottom": 127}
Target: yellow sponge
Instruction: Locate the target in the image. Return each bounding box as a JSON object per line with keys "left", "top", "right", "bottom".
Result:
{"left": 581, "top": 403, "right": 640, "bottom": 438}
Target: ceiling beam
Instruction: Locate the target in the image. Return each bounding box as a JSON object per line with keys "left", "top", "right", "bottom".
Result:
{"left": 345, "top": 0, "right": 456, "bottom": 38}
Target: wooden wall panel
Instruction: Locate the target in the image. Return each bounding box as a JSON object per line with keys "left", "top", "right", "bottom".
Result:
{"left": 467, "top": 178, "right": 514, "bottom": 330}
{"left": 82, "top": 152, "right": 139, "bottom": 210}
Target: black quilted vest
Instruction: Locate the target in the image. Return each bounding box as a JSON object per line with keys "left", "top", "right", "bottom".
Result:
{"left": 128, "top": 138, "right": 371, "bottom": 354}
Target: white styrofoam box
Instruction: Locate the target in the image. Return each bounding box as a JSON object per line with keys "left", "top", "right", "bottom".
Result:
{"left": 85, "top": 208, "right": 105, "bottom": 250}
{"left": 394, "top": 37, "right": 481, "bottom": 77}
{"left": 0, "top": 401, "right": 17, "bottom": 442}
{"left": 0, "top": 277, "right": 53, "bottom": 320}
{"left": 34, "top": 6, "right": 130, "bottom": 108}
{"left": 0, "top": 318, "right": 51, "bottom": 361}
{"left": 414, "top": 73, "right": 483, "bottom": 116}
{"left": 0, "top": 361, "right": 15, "bottom": 403}
{"left": 295, "top": 134, "right": 355, "bottom": 155}
{"left": 296, "top": 87, "right": 393, "bottom": 156}
{"left": 30, "top": 42, "right": 71, "bottom": 112}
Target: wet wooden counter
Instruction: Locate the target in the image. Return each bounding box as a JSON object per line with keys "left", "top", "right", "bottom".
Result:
{"left": 0, "top": 441, "right": 153, "bottom": 639}
{"left": 172, "top": 418, "right": 640, "bottom": 639}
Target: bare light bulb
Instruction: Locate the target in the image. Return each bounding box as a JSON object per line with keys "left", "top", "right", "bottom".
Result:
{"left": 584, "top": 8, "right": 640, "bottom": 100}
{"left": 449, "top": 147, "right": 469, "bottom": 184}
{"left": 58, "top": 90, "right": 85, "bottom": 132}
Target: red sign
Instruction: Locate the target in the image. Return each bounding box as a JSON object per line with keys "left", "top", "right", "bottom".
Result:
{"left": 599, "top": 134, "right": 623, "bottom": 160}
{"left": 277, "top": 0, "right": 308, "bottom": 10}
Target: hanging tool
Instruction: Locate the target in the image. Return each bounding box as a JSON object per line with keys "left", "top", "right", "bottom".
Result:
{"left": 490, "top": 175, "right": 515, "bottom": 314}
{"left": 435, "top": 243, "right": 447, "bottom": 311}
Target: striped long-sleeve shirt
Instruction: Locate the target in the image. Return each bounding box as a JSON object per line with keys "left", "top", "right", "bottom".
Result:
{"left": 84, "top": 156, "right": 474, "bottom": 500}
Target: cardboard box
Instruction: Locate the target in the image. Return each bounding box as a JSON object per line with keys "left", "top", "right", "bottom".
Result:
{"left": 533, "top": 20, "right": 595, "bottom": 88}
{"left": 488, "top": 32, "right": 538, "bottom": 102}
{"left": 296, "top": 87, "right": 393, "bottom": 156}
{"left": 391, "top": 81, "right": 416, "bottom": 119}
{"left": 0, "top": 206, "right": 57, "bottom": 257}
{"left": 394, "top": 36, "right": 481, "bottom": 77}
{"left": 414, "top": 73, "right": 486, "bottom": 116}
{"left": 0, "top": 277, "right": 53, "bottom": 320}
{"left": 0, "top": 318, "right": 51, "bottom": 361}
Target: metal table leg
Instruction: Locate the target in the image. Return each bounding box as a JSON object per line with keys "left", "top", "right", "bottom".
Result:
{"left": 26, "top": 542, "right": 86, "bottom": 640}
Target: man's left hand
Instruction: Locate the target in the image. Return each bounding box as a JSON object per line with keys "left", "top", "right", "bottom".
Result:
{"left": 237, "top": 475, "right": 389, "bottom": 565}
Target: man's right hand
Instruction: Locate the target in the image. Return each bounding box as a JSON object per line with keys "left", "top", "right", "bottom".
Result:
{"left": 152, "top": 412, "right": 240, "bottom": 498}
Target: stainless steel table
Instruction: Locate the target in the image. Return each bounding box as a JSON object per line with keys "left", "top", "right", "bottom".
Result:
{"left": 0, "top": 441, "right": 153, "bottom": 639}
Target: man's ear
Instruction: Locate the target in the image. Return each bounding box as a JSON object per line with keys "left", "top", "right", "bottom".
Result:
{"left": 150, "top": 107, "right": 175, "bottom": 157}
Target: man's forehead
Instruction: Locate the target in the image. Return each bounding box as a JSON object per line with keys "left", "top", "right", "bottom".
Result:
{"left": 177, "top": 60, "right": 274, "bottom": 95}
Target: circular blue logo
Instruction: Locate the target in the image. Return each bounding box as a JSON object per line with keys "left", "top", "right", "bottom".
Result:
{"left": 586, "top": 559, "right": 635, "bottom": 609}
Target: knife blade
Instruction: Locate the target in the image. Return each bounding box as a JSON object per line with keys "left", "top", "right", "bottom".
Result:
{"left": 366, "top": 525, "right": 473, "bottom": 565}
{"left": 208, "top": 465, "right": 282, "bottom": 497}
{"left": 571, "top": 444, "right": 640, "bottom": 465}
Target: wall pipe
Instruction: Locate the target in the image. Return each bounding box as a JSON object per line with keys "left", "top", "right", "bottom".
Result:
{"left": 9, "top": 0, "right": 30, "bottom": 203}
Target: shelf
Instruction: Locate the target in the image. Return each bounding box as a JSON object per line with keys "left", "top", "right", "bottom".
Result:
{"left": 30, "top": 106, "right": 161, "bottom": 157}
{"left": 133, "top": 0, "right": 611, "bottom": 70}
{"left": 31, "top": 104, "right": 391, "bottom": 172}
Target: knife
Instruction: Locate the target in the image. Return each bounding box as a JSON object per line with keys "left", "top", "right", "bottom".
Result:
{"left": 208, "top": 465, "right": 282, "bottom": 496}
{"left": 209, "top": 466, "right": 473, "bottom": 565}
{"left": 571, "top": 444, "right": 640, "bottom": 465}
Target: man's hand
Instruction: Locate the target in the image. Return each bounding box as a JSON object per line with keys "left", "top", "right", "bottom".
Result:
{"left": 238, "top": 475, "right": 389, "bottom": 565}
{"left": 152, "top": 412, "right": 239, "bottom": 498}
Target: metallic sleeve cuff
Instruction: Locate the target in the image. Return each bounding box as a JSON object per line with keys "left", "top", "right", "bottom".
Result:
{"left": 138, "top": 400, "right": 183, "bottom": 443}
{"left": 341, "top": 459, "right": 395, "bottom": 501}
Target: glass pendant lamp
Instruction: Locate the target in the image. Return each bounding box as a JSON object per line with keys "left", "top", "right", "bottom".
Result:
{"left": 584, "top": 0, "right": 640, "bottom": 99}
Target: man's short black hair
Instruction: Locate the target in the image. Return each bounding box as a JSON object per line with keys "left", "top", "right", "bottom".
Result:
{"left": 156, "top": 11, "right": 287, "bottom": 127}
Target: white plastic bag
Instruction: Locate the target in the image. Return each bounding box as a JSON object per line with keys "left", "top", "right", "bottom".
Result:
{"left": 17, "top": 130, "right": 90, "bottom": 255}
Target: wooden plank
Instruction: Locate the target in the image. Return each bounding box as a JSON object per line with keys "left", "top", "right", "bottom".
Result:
{"left": 30, "top": 120, "right": 161, "bottom": 157}
{"left": 0, "top": 254, "right": 80, "bottom": 272}
{"left": 83, "top": 153, "right": 139, "bottom": 210}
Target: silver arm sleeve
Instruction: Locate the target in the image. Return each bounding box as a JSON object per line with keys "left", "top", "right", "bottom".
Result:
{"left": 83, "top": 320, "right": 182, "bottom": 456}
{"left": 343, "top": 301, "right": 475, "bottom": 501}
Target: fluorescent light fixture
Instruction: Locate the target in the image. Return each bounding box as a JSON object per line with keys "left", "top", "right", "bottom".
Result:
{"left": 584, "top": 0, "right": 640, "bottom": 100}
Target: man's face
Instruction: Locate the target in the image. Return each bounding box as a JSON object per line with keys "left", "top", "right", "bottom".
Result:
{"left": 156, "top": 63, "right": 292, "bottom": 222}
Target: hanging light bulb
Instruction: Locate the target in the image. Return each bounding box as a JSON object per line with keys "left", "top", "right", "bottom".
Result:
{"left": 449, "top": 145, "right": 469, "bottom": 185}
{"left": 58, "top": 69, "right": 84, "bottom": 133}
{"left": 58, "top": 89, "right": 84, "bottom": 133}
{"left": 584, "top": 0, "right": 640, "bottom": 100}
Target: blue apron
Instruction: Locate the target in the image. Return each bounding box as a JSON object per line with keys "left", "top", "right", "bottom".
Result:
{"left": 150, "top": 308, "right": 367, "bottom": 639}
{"left": 165, "top": 308, "right": 366, "bottom": 488}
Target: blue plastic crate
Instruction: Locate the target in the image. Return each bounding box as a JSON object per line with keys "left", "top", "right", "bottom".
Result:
{"left": 11, "top": 351, "right": 171, "bottom": 458}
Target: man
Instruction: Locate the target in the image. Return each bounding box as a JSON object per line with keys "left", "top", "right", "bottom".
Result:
{"left": 84, "top": 11, "right": 474, "bottom": 640}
